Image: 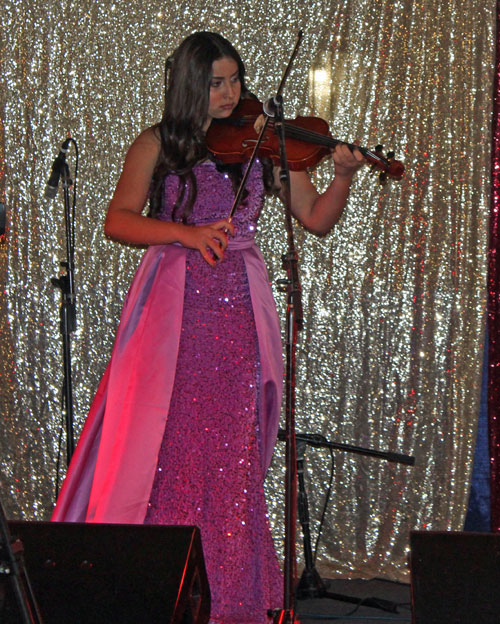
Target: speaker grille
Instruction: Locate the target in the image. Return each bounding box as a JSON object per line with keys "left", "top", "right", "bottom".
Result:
{"left": 410, "top": 530, "right": 500, "bottom": 624}
{"left": 2, "top": 521, "right": 210, "bottom": 624}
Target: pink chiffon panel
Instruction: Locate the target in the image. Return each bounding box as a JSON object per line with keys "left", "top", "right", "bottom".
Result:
{"left": 52, "top": 244, "right": 185, "bottom": 523}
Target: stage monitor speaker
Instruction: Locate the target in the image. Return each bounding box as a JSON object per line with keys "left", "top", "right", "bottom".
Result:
{"left": 410, "top": 530, "right": 500, "bottom": 624}
{"left": 2, "top": 521, "right": 210, "bottom": 624}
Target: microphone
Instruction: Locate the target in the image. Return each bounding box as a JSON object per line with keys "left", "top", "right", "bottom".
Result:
{"left": 44, "top": 139, "right": 71, "bottom": 199}
{"left": 263, "top": 95, "right": 282, "bottom": 118}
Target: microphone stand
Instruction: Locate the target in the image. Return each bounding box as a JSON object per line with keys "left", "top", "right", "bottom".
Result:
{"left": 227, "top": 96, "right": 301, "bottom": 622}
{"left": 283, "top": 429, "right": 414, "bottom": 615}
{"left": 50, "top": 146, "right": 77, "bottom": 465}
{"left": 269, "top": 93, "right": 303, "bottom": 624}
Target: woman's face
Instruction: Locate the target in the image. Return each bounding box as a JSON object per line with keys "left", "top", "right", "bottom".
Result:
{"left": 205, "top": 56, "right": 241, "bottom": 129}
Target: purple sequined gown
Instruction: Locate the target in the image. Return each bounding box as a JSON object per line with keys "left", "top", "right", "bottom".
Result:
{"left": 144, "top": 160, "right": 283, "bottom": 623}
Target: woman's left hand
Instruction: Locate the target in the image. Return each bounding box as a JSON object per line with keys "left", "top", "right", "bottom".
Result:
{"left": 331, "top": 143, "right": 365, "bottom": 179}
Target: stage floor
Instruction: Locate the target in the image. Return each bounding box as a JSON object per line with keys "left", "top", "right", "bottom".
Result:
{"left": 296, "top": 578, "right": 411, "bottom": 623}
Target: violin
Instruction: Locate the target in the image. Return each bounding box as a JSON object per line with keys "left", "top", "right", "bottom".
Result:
{"left": 206, "top": 98, "right": 405, "bottom": 183}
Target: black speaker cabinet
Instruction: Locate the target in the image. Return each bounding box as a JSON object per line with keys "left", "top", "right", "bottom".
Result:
{"left": 2, "top": 521, "right": 210, "bottom": 623}
{"left": 410, "top": 530, "right": 500, "bottom": 624}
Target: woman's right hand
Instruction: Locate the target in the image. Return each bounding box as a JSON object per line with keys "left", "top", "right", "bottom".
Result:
{"left": 178, "top": 220, "right": 235, "bottom": 266}
{"left": 105, "top": 129, "right": 235, "bottom": 264}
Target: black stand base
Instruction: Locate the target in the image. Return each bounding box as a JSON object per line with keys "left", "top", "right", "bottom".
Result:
{"left": 296, "top": 567, "right": 399, "bottom": 614}
{"left": 296, "top": 565, "right": 327, "bottom": 599}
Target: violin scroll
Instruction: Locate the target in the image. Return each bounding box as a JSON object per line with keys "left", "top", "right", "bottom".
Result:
{"left": 366, "top": 145, "right": 405, "bottom": 184}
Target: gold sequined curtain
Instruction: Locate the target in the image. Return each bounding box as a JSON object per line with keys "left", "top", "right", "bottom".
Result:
{"left": 0, "top": 0, "right": 494, "bottom": 581}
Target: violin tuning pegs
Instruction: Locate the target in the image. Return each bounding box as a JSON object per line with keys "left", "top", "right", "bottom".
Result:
{"left": 375, "top": 144, "right": 384, "bottom": 153}
{"left": 387, "top": 151, "right": 395, "bottom": 160}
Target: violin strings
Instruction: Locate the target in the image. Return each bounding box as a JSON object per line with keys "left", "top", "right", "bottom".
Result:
{"left": 274, "top": 123, "right": 390, "bottom": 167}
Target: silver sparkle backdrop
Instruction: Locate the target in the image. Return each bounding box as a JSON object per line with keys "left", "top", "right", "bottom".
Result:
{"left": 0, "top": 0, "right": 494, "bottom": 580}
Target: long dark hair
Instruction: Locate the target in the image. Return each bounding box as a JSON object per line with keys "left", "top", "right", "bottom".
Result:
{"left": 149, "top": 32, "right": 275, "bottom": 221}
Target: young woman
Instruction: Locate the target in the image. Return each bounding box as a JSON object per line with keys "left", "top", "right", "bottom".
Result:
{"left": 52, "top": 32, "right": 364, "bottom": 623}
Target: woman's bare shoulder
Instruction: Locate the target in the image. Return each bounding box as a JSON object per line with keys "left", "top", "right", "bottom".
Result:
{"left": 130, "top": 126, "right": 161, "bottom": 150}
{"left": 122, "top": 126, "right": 161, "bottom": 168}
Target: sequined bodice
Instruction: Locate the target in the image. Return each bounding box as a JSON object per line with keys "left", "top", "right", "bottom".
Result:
{"left": 158, "top": 159, "right": 265, "bottom": 241}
